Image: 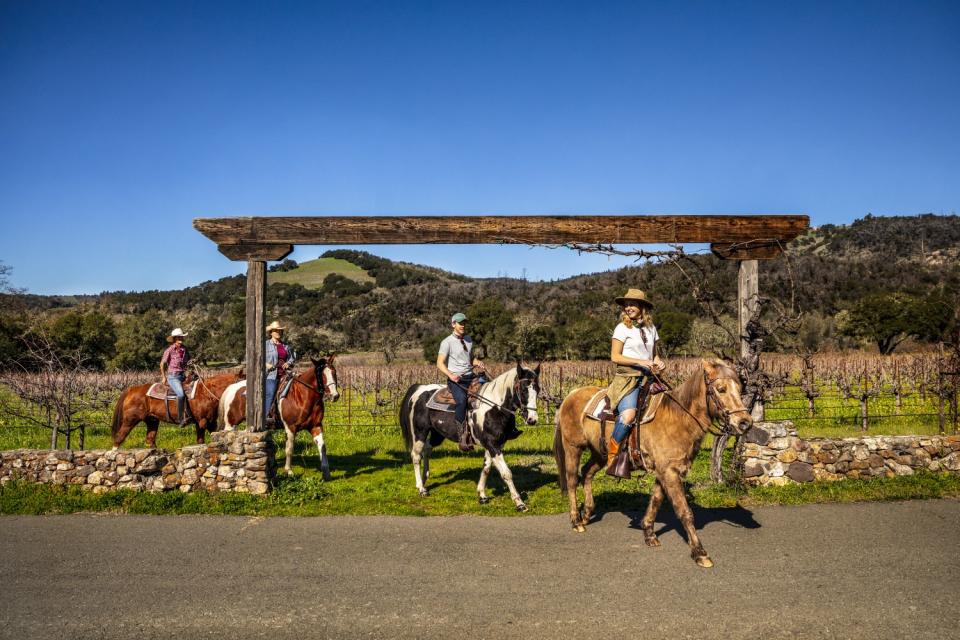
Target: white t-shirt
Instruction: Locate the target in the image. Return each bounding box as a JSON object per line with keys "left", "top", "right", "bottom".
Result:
{"left": 612, "top": 322, "right": 658, "bottom": 362}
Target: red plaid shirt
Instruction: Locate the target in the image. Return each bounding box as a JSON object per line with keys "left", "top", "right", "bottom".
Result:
{"left": 161, "top": 344, "right": 189, "bottom": 374}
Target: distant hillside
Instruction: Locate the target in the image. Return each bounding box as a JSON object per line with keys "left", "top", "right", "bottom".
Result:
{"left": 6, "top": 214, "right": 958, "bottom": 363}
{"left": 267, "top": 257, "right": 374, "bottom": 290}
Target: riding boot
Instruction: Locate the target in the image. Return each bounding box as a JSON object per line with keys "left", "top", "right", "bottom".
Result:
{"left": 176, "top": 397, "right": 188, "bottom": 425}
{"left": 605, "top": 437, "right": 632, "bottom": 479}
{"left": 457, "top": 420, "right": 474, "bottom": 452}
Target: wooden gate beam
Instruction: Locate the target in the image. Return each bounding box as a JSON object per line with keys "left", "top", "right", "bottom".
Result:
{"left": 245, "top": 261, "right": 266, "bottom": 431}
{"left": 195, "top": 214, "right": 808, "bottom": 256}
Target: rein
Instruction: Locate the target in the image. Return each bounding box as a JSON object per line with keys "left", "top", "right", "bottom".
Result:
{"left": 653, "top": 369, "right": 743, "bottom": 437}
{"left": 290, "top": 366, "right": 337, "bottom": 398}
{"left": 452, "top": 377, "right": 536, "bottom": 417}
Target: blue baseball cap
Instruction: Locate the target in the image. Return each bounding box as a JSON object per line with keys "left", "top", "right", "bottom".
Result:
{"left": 451, "top": 312, "right": 467, "bottom": 323}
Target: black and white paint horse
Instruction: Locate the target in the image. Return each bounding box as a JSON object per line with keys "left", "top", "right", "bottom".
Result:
{"left": 399, "top": 363, "right": 541, "bottom": 511}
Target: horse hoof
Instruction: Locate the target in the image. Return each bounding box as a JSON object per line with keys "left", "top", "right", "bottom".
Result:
{"left": 419, "top": 489, "right": 429, "bottom": 497}
{"left": 478, "top": 496, "right": 489, "bottom": 505}
{"left": 285, "top": 470, "right": 294, "bottom": 477}
{"left": 322, "top": 473, "right": 332, "bottom": 482}
{"left": 515, "top": 503, "right": 528, "bottom": 513}
{"left": 694, "top": 555, "right": 714, "bottom": 568}
{"left": 644, "top": 537, "right": 661, "bottom": 548}
{"left": 574, "top": 524, "right": 586, "bottom": 533}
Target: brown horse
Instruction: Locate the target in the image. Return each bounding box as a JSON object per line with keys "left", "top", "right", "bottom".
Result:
{"left": 111, "top": 370, "right": 243, "bottom": 449}
{"left": 553, "top": 358, "right": 753, "bottom": 567}
{"left": 217, "top": 357, "right": 340, "bottom": 479}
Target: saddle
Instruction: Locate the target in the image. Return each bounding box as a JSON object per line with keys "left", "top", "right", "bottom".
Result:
{"left": 586, "top": 382, "right": 669, "bottom": 477}
{"left": 146, "top": 379, "right": 199, "bottom": 401}
{"left": 425, "top": 378, "right": 483, "bottom": 413}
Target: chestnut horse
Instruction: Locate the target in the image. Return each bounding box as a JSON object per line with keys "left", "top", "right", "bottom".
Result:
{"left": 553, "top": 358, "right": 752, "bottom": 567}
{"left": 111, "top": 370, "right": 243, "bottom": 449}
{"left": 218, "top": 357, "right": 340, "bottom": 479}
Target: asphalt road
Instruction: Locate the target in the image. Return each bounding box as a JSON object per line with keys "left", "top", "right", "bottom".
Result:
{"left": 1, "top": 500, "right": 959, "bottom": 639}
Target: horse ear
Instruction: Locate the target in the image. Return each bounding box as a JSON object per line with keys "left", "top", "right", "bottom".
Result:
{"left": 534, "top": 362, "right": 542, "bottom": 375}
{"left": 516, "top": 360, "right": 523, "bottom": 376}
{"left": 327, "top": 353, "right": 336, "bottom": 363}
{"left": 311, "top": 356, "right": 320, "bottom": 366}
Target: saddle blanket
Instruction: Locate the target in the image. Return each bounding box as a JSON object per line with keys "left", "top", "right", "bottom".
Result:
{"left": 146, "top": 380, "right": 199, "bottom": 401}
{"left": 425, "top": 386, "right": 481, "bottom": 413}
{"left": 582, "top": 390, "right": 664, "bottom": 425}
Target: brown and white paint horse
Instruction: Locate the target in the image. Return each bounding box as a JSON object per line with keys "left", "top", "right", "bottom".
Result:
{"left": 553, "top": 358, "right": 753, "bottom": 567}
{"left": 111, "top": 370, "right": 243, "bottom": 449}
{"left": 399, "top": 363, "right": 540, "bottom": 510}
{"left": 218, "top": 357, "right": 340, "bottom": 479}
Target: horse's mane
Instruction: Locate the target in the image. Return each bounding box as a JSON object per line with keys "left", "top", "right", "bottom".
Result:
{"left": 480, "top": 366, "right": 518, "bottom": 402}
{"left": 658, "top": 359, "right": 737, "bottom": 421}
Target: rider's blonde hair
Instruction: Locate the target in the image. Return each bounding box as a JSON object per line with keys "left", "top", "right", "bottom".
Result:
{"left": 620, "top": 306, "right": 653, "bottom": 329}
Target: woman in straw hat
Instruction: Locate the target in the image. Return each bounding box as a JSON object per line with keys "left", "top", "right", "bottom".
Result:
{"left": 605, "top": 289, "right": 664, "bottom": 476}
{"left": 265, "top": 320, "right": 296, "bottom": 423}
{"left": 160, "top": 328, "right": 192, "bottom": 425}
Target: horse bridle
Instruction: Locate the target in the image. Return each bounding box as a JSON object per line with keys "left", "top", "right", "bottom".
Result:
{"left": 455, "top": 374, "right": 538, "bottom": 418}
{"left": 291, "top": 362, "right": 338, "bottom": 399}
{"left": 655, "top": 369, "right": 749, "bottom": 437}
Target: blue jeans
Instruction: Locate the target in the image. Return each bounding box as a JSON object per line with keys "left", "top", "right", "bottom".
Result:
{"left": 612, "top": 383, "right": 642, "bottom": 444}
{"left": 447, "top": 373, "right": 475, "bottom": 424}
{"left": 265, "top": 377, "right": 278, "bottom": 418}
{"left": 166, "top": 374, "right": 185, "bottom": 399}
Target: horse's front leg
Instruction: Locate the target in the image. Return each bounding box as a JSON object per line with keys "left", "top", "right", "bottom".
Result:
{"left": 491, "top": 451, "right": 527, "bottom": 512}
{"left": 283, "top": 426, "right": 296, "bottom": 476}
{"left": 195, "top": 420, "right": 207, "bottom": 445}
{"left": 660, "top": 467, "right": 712, "bottom": 567}
{"left": 477, "top": 449, "right": 493, "bottom": 504}
{"left": 310, "top": 426, "right": 331, "bottom": 481}
{"left": 144, "top": 416, "right": 159, "bottom": 449}
{"left": 411, "top": 439, "right": 429, "bottom": 497}
{"left": 640, "top": 480, "right": 666, "bottom": 548}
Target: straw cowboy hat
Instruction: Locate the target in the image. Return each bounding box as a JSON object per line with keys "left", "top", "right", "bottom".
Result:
{"left": 614, "top": 288, "right": 654, "bottom": 308}
{"left": 266, "top": 321, "right": 286, "bottom": 335}
{"left": 166, "top": 327, "right": 188, "bottom": 343}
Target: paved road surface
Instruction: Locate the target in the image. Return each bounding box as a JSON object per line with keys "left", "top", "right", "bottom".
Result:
{"left": 2, "top": 500, "right": 959, "bottom": 639}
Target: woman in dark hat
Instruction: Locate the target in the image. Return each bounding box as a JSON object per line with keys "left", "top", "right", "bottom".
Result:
{"left": 605, "top": 289, "right": 664, "bottom": 476}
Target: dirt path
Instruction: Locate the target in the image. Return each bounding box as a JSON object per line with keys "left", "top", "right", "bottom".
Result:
{"left": 2, "top": 500, "right": 959, "bottom": 639}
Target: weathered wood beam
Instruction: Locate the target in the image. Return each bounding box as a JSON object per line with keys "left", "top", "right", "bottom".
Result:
{"left": 245, "top": 261, "right": 266, "bottom": 432}
{"left": 710, "top": 241, "right": 784, "bottom": 261}
{"left": 218, "top": 243, "right": 293, "bottom": 261}
{"left": 194, "top": 215, "right": 808, "bottom": 247}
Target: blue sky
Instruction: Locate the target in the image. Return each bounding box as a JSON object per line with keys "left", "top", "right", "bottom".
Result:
{"left": 1, "top": 0, "right": 957, "bottom": 295}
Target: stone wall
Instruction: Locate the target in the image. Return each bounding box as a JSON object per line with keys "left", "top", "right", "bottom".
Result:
{"left": 738, "top": 422, "right": 960, "bottom": 486}
{"left": 0, "top": 430, "right": 276, "bottom": 494}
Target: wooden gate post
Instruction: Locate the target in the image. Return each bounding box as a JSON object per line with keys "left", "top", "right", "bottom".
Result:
{"left": 246, "top": 260, "right": 266, "bottom": 431}
{"left": 738, "top": 259, "right": 764, "bottom": 420}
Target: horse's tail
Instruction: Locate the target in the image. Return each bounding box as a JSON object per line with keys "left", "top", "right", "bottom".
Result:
{"left": 553, "top": 407, "right": 569, "bottom": 496}
{"left": 398, "top": 385, "right": 418, "bottom": 452}
{"left": 111, "top": 388, "right": 129, "bottom": 441}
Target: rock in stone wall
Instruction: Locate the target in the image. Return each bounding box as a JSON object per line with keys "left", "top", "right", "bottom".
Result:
{"left": 0, "top": 430, "right": 276, "bottom": 495}
{"left": 737, "top": 422, "right": 960, "bottom": 487}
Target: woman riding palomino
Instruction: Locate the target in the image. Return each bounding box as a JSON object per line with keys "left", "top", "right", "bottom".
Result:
{"left": 159, "top": 328, "right": 192, "bottom": 425}
{"left": 265, "top": 320, "right": 295, "bottom": 425}
{"left": 606, "top": 288, "right": 665, "bottom": 476}
{"left": 436, "top": 312, "right": 486, "bottom": 452}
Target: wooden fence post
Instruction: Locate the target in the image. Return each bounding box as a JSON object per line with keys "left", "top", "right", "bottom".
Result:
{"left": 245, "top": 260, "right": 266, "bottom": 431}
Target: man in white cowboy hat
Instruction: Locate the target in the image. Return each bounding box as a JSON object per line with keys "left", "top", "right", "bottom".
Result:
{"left": 265, "top": 320, "right": 296, "bottom": 425}
{"left": 160, "top": 328, "right": 192, "bottom": 425}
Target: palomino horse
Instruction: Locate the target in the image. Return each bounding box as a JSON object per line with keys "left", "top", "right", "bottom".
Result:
{"left": 218, "top": 357, "right": 340, "bottom": 479}
{"left": 399, "top": 363, "right": 540, "bottom": 511}
{"left": 553, "top": 358, "right": 753, "bottom": 567}
{"left": 111, "top": 369, "right": 243, "bottom": 449}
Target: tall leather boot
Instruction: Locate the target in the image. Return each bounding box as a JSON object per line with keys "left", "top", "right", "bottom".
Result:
{"left": 605, "top": 436, "right": 632, "bottom": 479}
{"left": 176, "top": 396, "right": 188, "bottom": 425}
{"left": 457, "top": 420, "right": 474, "bottom": 452}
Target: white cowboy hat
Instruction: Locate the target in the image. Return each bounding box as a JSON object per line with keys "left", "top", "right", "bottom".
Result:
{"left": 266, "top": 321, "right": 286, "bottom": 335}
{"left": 169, "top": 328, "right": 188, "bottom": 337}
